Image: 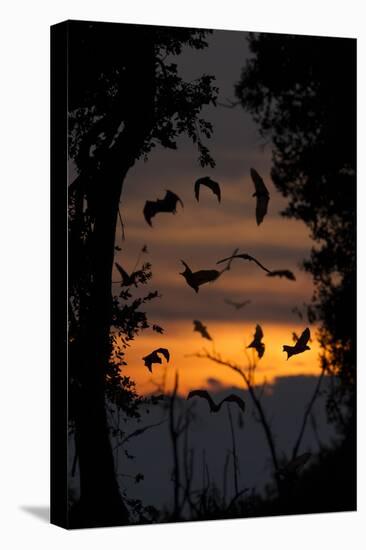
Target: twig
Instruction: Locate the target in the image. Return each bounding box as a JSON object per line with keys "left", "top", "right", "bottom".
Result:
{"left": 118, "top": 207, "right": 125, "bottom": 241}
{"left": 227, "top": 403, "right": 239, "bottom": 495}
{"left": 169, "top": 372, "right": 181, "bottom": 520}
{"left": 192, "top": 350, "right": 280, "bottom": 479}
{"left": 291, "top": 365, "right": 325, "bottom": 459}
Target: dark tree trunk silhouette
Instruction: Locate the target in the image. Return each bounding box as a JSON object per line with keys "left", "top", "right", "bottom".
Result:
{"left": 70, "top": 33, "right": 156, "bottom": 527}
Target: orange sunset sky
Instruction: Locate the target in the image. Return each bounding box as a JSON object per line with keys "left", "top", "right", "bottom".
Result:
{"left": 108, "top": 30, "right": 322, "bottom": 396}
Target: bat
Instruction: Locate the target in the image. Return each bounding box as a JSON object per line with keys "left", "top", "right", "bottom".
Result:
{"left": 247, "top": 324, "right": 265, "bottom": 358}
{"left": 180, "top": 251, "right": 237, "bottom": 293}
{"left": 267, "top": 269, "right": 296, "bottom": 281}
{"left": 180, "top": 260, "right": 222, "bottom": 293}
{"left": 217, "top": 252, "right": 271, "bottom": 274}
{"left": 143, "top": 190, "right": 183, "bottom": 226}
{"left": 115, "top": 262, "right": 144, "bottom": 287}
{"left": 193, "top": 320, "right": 212, "bottom": 341}
{"left": 194, "top": 177, "right": 221, "bottom": 203}
{"left": 142, "top": 347, "right": 170, "bottom": 372}
{"left": 224, "top": 298, "right": 251, "bottom": 310}
{"left": 283, "top": 327, "right": 311, "bottom": 359}
{"left": 187, "top": 389, "right": 245, "bottom": 413}
{"left": 250, "top": 168, "right": 270, "bottom": 225}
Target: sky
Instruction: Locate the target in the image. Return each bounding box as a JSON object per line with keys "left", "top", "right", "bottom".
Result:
{"left": 112, "top": 29, "right": 321, "bottom": 396}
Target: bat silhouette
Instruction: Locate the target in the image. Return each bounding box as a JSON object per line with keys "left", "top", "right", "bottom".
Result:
{"left": 224, "top": 298, "right": 251, "bottom": 310}
{"left": 250, "top": 168, "right": 270, "bottom": 225}
{"left": 267, "top": 269, "right": 296, "bottom": 281}
{"left": 187, "top": 389, "right": 245, "bottom": 413}
{"left": 217, "top": 252, "right": 271, "bottom": 274}
{"left": 292, "top": 331, "right": 312, "bottom": 343}
{"left": 180, "top": 258, "right": 232, "bottom": 293}
{"left": 193, "top": 320, "right": 212, "bottom": 341}
{"left": 142, "top": 347, "right": 170, "bottom": 372}
{"left": 115, "top": 262, "right": 144, "bottom": 287}
{"left": 143, "top": 190, "right": 183, "bottom": 226}
{"left": 283, "top": 327, "right": 311, "bottom": 359}
{"left": 247, "top": 324, "right": 265, "bottom": 358}
{"left": 194, "top": 177, "right": 221, "bottom": 203}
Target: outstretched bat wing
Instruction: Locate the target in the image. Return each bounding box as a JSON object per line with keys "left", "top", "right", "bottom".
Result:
{"left": 250, "top": 168, "right": 269, "bottom": 196}
{"left": 194, "top": 269, "right": 221, "bottom": 286}
{"left": 142, "top": 347, "right": 170, "bottom": 372}
{"left": 162, "top": 190, "right": 184, "bottom": 212}
{"left": 224, "top": 298, "right": 250, "bottom": 309}
{"left": 256, "top": 194, "right": 270, "bottom": 226}
{"left": 143, "top": 190, "right": 183, "bottom": 226}
{"left": 217, "top": 253, "right": 271, "bottom": 274}
{"left": 297, "top": 327, "right": 311, "bottom": 348}
{"left": 194, "top": 177, "right": 221, "bottom": 203}
{"left": 143, "top": 200, "right": 158, "bottom": 226}
{"left": 155, "top": 347, "right": 170, "bottom": 363}
{"left": 193, "top": 320, "right": 212, "bottom": 341}
{"left": 254, "top": 324, "right": 264, "bottom": 341}
{"left": 187, "top": 389, "right": 216, "bottom": 412}
{"left": 220, "top": 394, "right": 246, "bottom": 412}
{"left": 267, "top": 269, "right": 296, "bottom": 281}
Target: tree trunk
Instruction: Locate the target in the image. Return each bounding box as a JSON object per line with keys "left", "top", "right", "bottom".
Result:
{"left": 69, "top": 30, "right": 156, "bottom": 527}
{"left": 71, "top": 164, "right": 130, "bottom": 527}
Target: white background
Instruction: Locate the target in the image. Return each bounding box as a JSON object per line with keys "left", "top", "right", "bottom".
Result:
{"left": 0, "top": 1, "right": 364, "bottom": 548}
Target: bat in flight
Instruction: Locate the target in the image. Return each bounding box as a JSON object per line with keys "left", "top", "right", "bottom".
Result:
{"left": 194, "top": 177, "right": 221, "bottom": 203}
{"left": 283, "top": 327, "right": 311, "bottom": 359}
{"left": 180, "top": 259, "right": 230, "bottom": 293}
{"left": 187, "top": 389, "right": 245, "bottom": 413}
{"left": 143, "top": 190, "right": 183, "bottom": 226}
{"left": 224, "top": 298, "right": 251, "bottom": 310}
{"left": 115, "top": 262, "right": 144, "bottom": 287}
{"left": 180, "top": 249, "right": 237, "bottom": 293}
{"left": 217, "top": 252, "right": 271, "bottom": 274}
{"left": 267, "top": 269, "right": 296, "bottom": 281}
{"left": 250, "top": 168, "right": 270, "bottom": 226}
{"left": 193, "top": 320, "right": 212, "bottom": 341}
{"left": 247, "top": 324, "right": 265, "bottom": 359}
{"left": 142, "top": 347, "right": 170, "bottom": 372}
